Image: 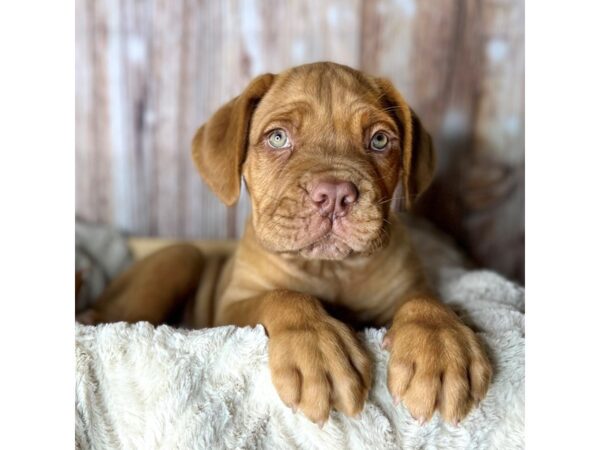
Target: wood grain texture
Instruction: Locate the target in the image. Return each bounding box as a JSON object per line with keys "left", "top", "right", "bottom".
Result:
{"left": 76, "top": 0, "right": 524, "bottom": 283}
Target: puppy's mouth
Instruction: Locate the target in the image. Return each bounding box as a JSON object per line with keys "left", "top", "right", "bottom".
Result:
{"left": 298, "top": 232, "right": 353, "bottom": 260}
{"left": 279, "top": 211, "right": 384, "bottom": 260}
{"left": 262, "top": 214, "right": 386, "bottom": 260}
{"left": 254, "top": 183, "right": 388, "bottom": 260}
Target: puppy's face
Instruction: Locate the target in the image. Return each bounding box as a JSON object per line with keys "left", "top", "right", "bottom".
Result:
{"left": 244, "top": 68, "right": 402, "bottom": 259}
{"left": 192, "top": 63, "right": 435, "bottom": 260}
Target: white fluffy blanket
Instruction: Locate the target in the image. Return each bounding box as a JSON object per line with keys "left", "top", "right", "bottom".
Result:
{"left": 75, "top": 224, "right": 524, "bottom": 449}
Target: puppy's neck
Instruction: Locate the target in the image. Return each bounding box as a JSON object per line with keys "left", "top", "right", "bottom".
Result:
{"left": 220, "top": 214, "right": 426, "bottom": 326}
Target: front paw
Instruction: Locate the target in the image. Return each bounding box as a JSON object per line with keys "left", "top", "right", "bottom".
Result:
{"left": 384, "top": 302, "right": 492, "bottom": 424}
{"left": 269, "top": 317, "right": 372, "bottom": 425}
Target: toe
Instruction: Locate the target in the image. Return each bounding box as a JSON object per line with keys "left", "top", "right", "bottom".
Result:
{"left": 439, "top": 369, "right": 471, "bottom": 423}
{"left": 272, "top": 366, "right": 302, "bottom": 409}
{"left": 387, "top": 359, "right": 414, "bottom": 399}
{"left": 401, "top": 371, "right": 441, "bottom": 423}
{"left": 300, "top": 371, "right": 331, "bottom": 424}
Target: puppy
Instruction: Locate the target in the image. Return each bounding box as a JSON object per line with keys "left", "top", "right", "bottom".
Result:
{"left": 80, "top": 62, "right": 491, "bottom": 426}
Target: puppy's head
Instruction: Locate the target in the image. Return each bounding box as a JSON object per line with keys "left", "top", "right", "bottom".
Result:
{"left": 192, "top": 62, "right": 435, "bottom": 260}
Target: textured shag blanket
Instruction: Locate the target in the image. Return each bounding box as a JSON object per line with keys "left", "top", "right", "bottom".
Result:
{"left": 75, "top": 222, "right": 524, "bottom": 449}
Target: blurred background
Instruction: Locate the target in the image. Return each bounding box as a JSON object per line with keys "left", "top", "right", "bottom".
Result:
{"left": 76, "top": 0, "right": 524, "bottom": 283}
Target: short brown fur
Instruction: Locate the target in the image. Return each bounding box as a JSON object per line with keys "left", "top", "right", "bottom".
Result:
{"left": 79, "top": 62, "right": 491, "bottom": 426}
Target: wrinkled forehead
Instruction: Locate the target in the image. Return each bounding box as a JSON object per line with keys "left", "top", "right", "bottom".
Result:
{"left": 251, "top": 65, "right": 395, "bottom": 137}
{"left": 271, "top": 65, "right": 377, "bottom": 105}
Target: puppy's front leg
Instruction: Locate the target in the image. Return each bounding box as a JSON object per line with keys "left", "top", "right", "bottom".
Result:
{"left": 219, "top": 290, "right": 372, "bottom": 425}
{"left": 384, "top": 294, "right": 492, "bottom": 425}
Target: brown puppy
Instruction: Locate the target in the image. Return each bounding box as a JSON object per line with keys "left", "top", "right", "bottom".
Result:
{"left": 81, "top": 62, "right": 491, "bottom": 426}
{"left": 76, "top": 245, "right": 205, "bottom": 325}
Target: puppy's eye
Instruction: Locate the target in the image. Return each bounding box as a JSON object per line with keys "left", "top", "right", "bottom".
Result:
{"left": 370, "top": 132, "right": 389, "bottom": 151}
{"left": 267, "top": 129, "right": 290, "bottom": 149}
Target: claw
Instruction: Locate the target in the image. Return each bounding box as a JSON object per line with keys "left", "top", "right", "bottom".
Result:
{"left": 393, "top": 395, "right": 400, "bottom": 406}
{"left": 382, "top": 336, "right": 391, "bottom": 350}
{"left": 418, "top": 416, "right": 426, "bottom": 426}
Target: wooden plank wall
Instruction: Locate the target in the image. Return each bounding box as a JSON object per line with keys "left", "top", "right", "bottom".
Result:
{"left": 76, "top": 0, "right": 524, "bottom": 283}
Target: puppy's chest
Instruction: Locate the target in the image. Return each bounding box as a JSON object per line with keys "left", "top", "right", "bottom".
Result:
{"left": 281, "top": 260, "right": 403, "bottom": 324}
{"left": 222, "top": 236, "right": 422, "bottom": 325}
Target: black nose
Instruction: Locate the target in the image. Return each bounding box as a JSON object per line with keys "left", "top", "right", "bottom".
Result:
{"left": 310, "top": 179, "right": 359, "bottom": 217}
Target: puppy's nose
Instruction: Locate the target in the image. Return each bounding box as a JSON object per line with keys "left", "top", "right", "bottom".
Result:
{"left": 310, "top": 179, "right": 359, "bottom": 217}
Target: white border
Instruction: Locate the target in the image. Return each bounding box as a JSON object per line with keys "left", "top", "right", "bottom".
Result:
{"left": 527, "top": 0, "right": 600, "bottom": 447}
{"left": 2, "top": 0, "right": 600, "bottom": 446}
{"left": 0, "top": 1, "right": 74, "bottom": 448}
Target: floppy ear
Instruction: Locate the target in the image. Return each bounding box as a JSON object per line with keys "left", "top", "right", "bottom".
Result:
{"left": 191, "top": 73, "right": 275, "bottom": 205}
{"left": 374, "top": 78, "right": 436, "bottom": 210}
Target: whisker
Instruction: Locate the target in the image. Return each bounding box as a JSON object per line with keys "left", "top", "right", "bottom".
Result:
{"left": 376, "top": 197, "right": 394, "bottom": 206}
